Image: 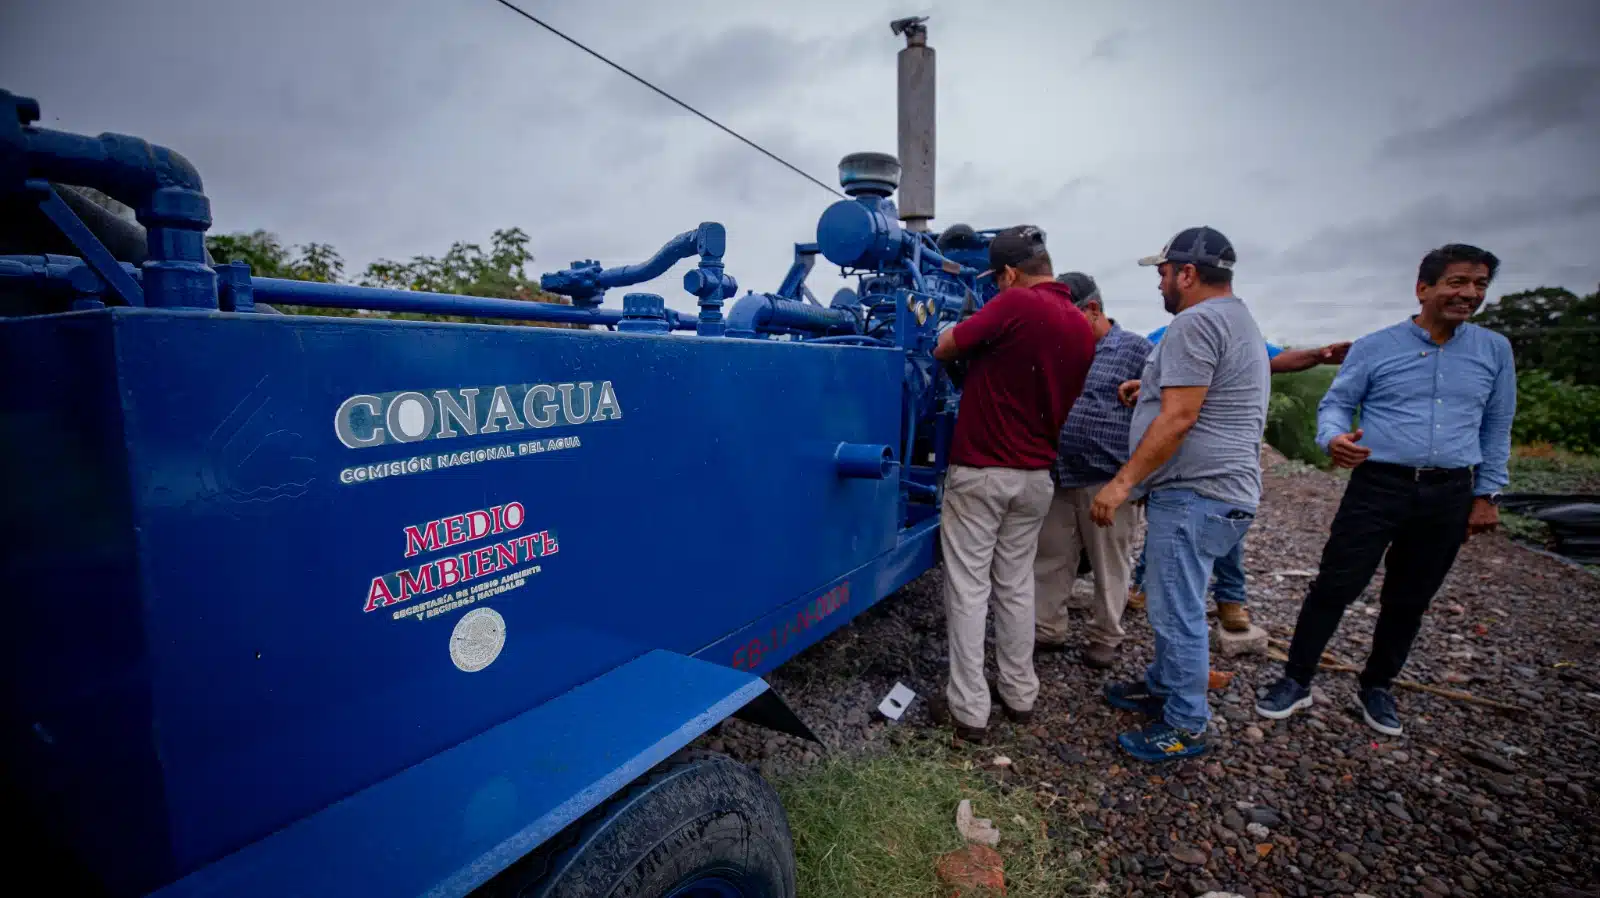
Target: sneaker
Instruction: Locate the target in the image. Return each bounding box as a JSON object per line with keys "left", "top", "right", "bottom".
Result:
{"left": 1217, "top": 601, "right": 1251, "bottom": 632}
{"left": 1117, "top": 719, "right": 1210, "bottom": 762}
{"left": 1255, "top": 677, "right": 1313, "bottom": 720}
{"left": 1103, "top": 680, "right": 1165, "bottom": 717}
{"left": 1358, "top": 687, "right": 1403, "bottom": 736}
{"left": 1083, "top": 643, "right": 1116, "bottom": 670}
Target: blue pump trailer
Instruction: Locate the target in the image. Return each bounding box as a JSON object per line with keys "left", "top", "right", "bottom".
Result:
{"left": 0, "top": 17, "right": 1011, "bottom": 898}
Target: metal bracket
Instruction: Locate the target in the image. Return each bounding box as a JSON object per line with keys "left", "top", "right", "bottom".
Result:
{"left": 730, "top": 686, "right": 822, "bottom": 745}
{"left": 26, "top": 180, "right": 144, "bottom": 306}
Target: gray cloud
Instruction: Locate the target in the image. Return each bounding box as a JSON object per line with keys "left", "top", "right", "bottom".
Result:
{"left": 3, "top": 0, "right": 1597, "bottom": 348}
{"left": 1378, "top": 59, "right": 1600, "bottom": 160}
{"left": 594, "top": 19, "right": 886, "bottom": 117}
{"left": 1090, "top": 30, "right": 1130, "bottom": 63}
{"left": 1272, "top": 190, "right": 1600, "bottom": 275}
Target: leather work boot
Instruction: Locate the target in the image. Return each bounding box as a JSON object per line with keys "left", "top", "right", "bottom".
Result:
{"left": 987, "top": 679, "right": 1034, "bottom": 725}
{"left": 1217, "top": 601, "right": 1251, "bottom": 632}
{"left": 1083, "top": 643, "right": 1116, "bottom": 670}
{"left": 927, "top": 693, "right": 988, "bottom": 744}
{"left": 1127, "top": 587, "right": 1147, "bottom": 612}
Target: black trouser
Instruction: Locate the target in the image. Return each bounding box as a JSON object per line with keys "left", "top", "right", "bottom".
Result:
{"left": 1284, "top": 461, "right": 1475, "bottom": 691}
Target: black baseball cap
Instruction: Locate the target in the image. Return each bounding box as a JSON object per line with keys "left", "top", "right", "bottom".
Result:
{"left": 983, "top": 225, "right": 1049, "bottom": 276}
{"left": 1055, "top": 271, "right": 1100, "bottom": 307}
{"left": 1138, "top": 226, "right": 1236, "bottom": 270}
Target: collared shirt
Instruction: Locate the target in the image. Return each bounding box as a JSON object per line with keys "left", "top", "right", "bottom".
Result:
{"left": 1055, "top": 322, "right": 1153, "bottom": 488}
{"left": 1316, "top": 318, "right": 1516, "bottom": 495}
{"left": 948, "top": 281, "right": 1097, "bottom": 469}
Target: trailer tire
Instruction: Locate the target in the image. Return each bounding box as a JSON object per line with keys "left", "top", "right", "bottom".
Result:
{"left": 483, "top": 750, "right": 797, "bottom": 898}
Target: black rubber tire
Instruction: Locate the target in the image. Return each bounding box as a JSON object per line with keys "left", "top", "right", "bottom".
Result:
{"left": 478, "top": 750, "right": 797, "bottom": 898}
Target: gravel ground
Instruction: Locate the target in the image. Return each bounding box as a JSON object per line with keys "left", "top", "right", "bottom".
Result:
{"left": 698, "top": 451, "right": 1600, "bottom": 898}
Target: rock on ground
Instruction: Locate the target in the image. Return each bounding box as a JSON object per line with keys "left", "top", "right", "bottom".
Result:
{"left": 693, "top": 454, "right": 1600, "bottom": 896}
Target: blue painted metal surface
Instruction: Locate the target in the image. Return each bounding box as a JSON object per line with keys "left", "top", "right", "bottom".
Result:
{"left": 147, "top": 650, "right": 765, "bottom": 898}
{"left": 0, "top": 87, "right": 1012, "bottom": 898}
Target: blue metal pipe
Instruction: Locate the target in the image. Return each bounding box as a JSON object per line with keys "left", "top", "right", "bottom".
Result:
{"left": 249, "top": 277, "right": 696, "bottom": 329}
{"left": 541, "top": 223, "right": 728, "bottom": 308}
{"left": 835, "top": 443, "right": 897, "bottom": 480}
{"left": 725, "top": 293, "right": 858, "bottom": 338}
{"left": 775, "top": 243, "right": 819, "bottom": 301}
{"left": 1, "top": 90, "right": 214, "bottom": 309}
{"left": 806, "top": 336, "right": 891, "bottom": 347}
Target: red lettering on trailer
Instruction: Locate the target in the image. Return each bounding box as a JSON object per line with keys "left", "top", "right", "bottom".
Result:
{"left": 731, "top": 582, "right": 852, "bottom": 670}
{"left": 495, "top": 543, "right": 517, "bottom": 568}
{"left": 364, "top": 577, "right": 398, "bottom": 613}
{"left": 403, "top": 521, "right": 444, "bottom": 558}
{"left": 402, "top": 501, "right": 528, "bottom": 559}
{"left": 397, "top": 566, "right": 434, "bottom": 600}
{"left": 363, "top": 522, "right": 563, "bottom": 614}
{"left": 436, "top": 557, "right": 462, "bottom": 589}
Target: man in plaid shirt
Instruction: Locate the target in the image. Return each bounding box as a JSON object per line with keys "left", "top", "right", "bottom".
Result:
{"left": 1033, "top": 272, "right": 1153, "bottom": 668}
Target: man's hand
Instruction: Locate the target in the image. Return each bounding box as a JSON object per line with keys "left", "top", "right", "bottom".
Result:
{"left": 1327, "top": 428, "right": 1370, "bottom": 469}
{"left": 1117, "top": 379, "right": 1141, "bottom": 407}
{"left": 1091, "top": 478, "right": 1132, "bottom": 527}
{"left": 1318, "top": 342, "right": 1352, "bottom": 365}
{"left": 1467, "top": 498, "right": 1499, "bottom": 536}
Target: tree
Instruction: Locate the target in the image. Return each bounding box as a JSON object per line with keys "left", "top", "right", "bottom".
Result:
{"left": 361, "top": 228, "right": 542, "bottom": 300}
{"left": 205, "top": 227, "right": 577, "bottom": 327}
{"left": 1476, "top": 285, "right": 1600, "bottom": 386}
{"left": 207, "top": 230, "right": 344, "bottom": 283}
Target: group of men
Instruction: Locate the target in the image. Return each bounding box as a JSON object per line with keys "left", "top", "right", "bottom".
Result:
{"left": 928, "top": 224, "right": 1516, "bottom": 762}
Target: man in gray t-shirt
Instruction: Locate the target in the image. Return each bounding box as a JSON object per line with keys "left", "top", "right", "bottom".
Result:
{"left": 1088, "top": 226, "right": 1270, "bottom": 763}
{"left": 1127, "top": 297, "right": 1270, "bottom": 508}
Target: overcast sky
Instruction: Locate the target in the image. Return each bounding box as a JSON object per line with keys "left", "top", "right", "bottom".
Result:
{"left": 4, "top": 0, "right": 1598, "bottom": 343}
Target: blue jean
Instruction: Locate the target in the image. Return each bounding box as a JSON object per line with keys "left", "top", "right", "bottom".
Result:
{"left": 1133, "top": 534, "right": 1249, "bottom": 606}
{"left": 1141, "top": 489, "right": 1256, "bottom": 733}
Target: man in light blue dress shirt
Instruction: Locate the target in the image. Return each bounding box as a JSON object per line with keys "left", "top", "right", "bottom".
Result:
{"left": 1256, "top": 243, "right": 1516, "bottom": 737}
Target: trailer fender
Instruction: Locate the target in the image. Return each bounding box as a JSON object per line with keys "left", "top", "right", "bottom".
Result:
{"left": 150, "top": 650, "right": 772, "bottom": 898}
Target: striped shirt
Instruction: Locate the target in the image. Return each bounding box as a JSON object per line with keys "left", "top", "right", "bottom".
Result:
{"left": 1055, "top": 322, "right": 1154, "bottom": 489}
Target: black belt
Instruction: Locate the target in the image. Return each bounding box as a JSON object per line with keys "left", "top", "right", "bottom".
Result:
{"left": 1362, "top": 460, "right": 1473, "bottom": 484}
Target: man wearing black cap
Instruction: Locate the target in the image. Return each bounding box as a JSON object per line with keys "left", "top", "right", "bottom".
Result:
{"left": 928, "top": 225, "right": 1097, "bottom": 741}
{"left": 1034, "top": 272, "right": 1153, "bottom": 669}
{"left": 1088, "top": 226, "right": 1271, "bottom": 762}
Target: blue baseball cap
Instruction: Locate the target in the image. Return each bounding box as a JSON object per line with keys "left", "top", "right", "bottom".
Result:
{"left": 1138, "top": 226, "right": 1237, "bottom": 270}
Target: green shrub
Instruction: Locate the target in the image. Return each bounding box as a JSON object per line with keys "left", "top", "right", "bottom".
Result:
{"left": 1511, "top": 369, "right": 1600, "bottom": 455}
{"left": 1265, "top": 366, "right": 1339, "bottom": 468}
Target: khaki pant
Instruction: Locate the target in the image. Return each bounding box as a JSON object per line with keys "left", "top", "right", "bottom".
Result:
{"left": 1034, "top": 483, "right": 1141, "bottom": 650}
{"left": 941, "top": 464, "right": 1055, "bottom": 729}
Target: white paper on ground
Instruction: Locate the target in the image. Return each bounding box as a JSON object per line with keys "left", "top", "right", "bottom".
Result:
{"left": 878, "top": 681, "right": 916, "bottom": 720}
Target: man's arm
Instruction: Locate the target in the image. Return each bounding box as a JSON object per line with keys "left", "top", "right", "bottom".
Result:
{"left": 1270, "top": 342, "right": 1352, "bottom": 374}
{"left": 1116, "top": 385, "right": 1205, "bottom": 486}
{"left": 1474, "top": 340, "right": 1517, "bottom": 496}
{"left": 1090, "top": 317, "right": 1216, "bottom": 525}
{"left": 1315, "top": 339, "right": 1372, "bottom": 453}
{"left": 933, "top": 290, "right": 1018, "bottom": 362}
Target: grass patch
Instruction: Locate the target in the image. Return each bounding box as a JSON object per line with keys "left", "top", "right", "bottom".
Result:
{"left": 1503, "top": 444, "right": 1600, "bottom": 555}
{"left": 774, "top": 736, "right": 1091, "bottom": 898}
{"left": 1507, "top": 443, "right": 1600, "bottom": 494}
{"left": 1265, "top": 366, "right": 1339, "bottom": 469}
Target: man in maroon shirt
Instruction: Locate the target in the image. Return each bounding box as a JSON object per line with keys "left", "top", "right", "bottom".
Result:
{"left": 928, "top": 225, "right": 1097, "bottom": 740}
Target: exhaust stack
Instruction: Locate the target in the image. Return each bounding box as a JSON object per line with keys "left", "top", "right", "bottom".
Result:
{"left": 891, "top": 16, "right": 935, "bottom": 232}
